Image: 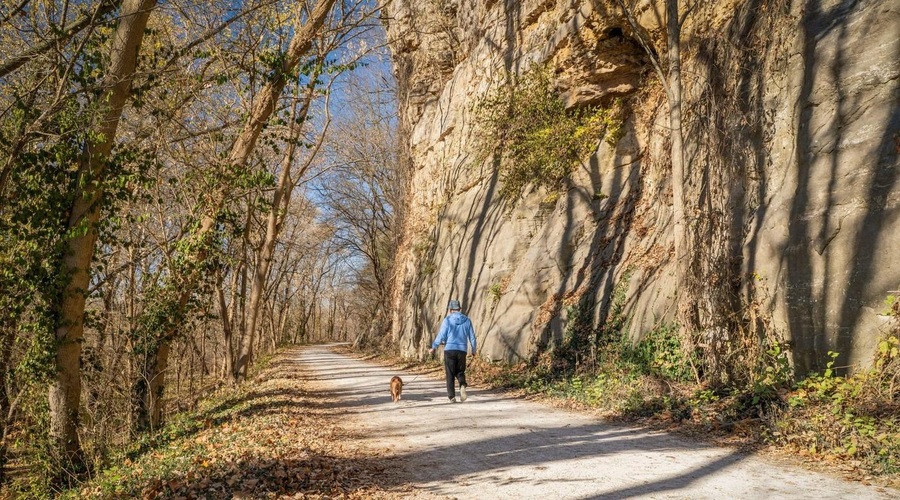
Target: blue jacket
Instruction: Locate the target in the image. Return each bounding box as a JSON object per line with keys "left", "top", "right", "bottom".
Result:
{"left": 432, "top": 312, "right": 477, "bottom": 353}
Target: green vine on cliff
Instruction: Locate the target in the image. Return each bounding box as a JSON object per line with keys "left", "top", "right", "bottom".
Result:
{"left": 472, "top": 65, "right": 622, "bottom": 201}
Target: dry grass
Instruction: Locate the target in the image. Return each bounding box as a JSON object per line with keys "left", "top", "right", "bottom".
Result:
{"left": 57, "top": 347, "right": 435, "bottom": 500}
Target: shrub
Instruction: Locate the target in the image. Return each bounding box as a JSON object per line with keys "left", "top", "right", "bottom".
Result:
{"left": 473, "top": 65, "right": 622, "bottom": 200}
{"left": 488, "top": 282, "right": 503, "bottom": 303}
{"left": 765, "top": 338, "right": 900, "bottom": 475}
{"left": 624, "top": 324, "right": 699, "bottom": 383}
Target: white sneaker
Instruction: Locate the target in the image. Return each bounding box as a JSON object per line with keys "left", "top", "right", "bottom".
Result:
{"left": 460, "top": 385, "right": 467, "bottom": 402}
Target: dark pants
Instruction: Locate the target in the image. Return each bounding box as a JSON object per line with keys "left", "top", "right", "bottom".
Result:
{"left": 443, "top": 350, "right": 468, "bottom": 399}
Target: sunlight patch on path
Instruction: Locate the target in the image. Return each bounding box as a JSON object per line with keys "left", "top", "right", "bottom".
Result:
{"left": 297, "top": 344, "right": 896, "bottom": 500}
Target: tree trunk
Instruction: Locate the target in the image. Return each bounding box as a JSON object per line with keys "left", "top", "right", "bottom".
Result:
{"left": 295, "top": 298, "right": 307, "bottom": 343}
{"left": 219, "top": 265, "right": 242, "bottom": 379}
{"left": 666, "top": 0, "right": 693, "bottom": 330}
{"left": 189, "top": 0, "right": 337, "bottom": 281}
{"left": 0, "top": 326, "right": 14, "bottom": 481}
{"left": 136, "top": 0, "right": 335, "bottom": 402}
{"left": 144, "top": 0, "right": 332, "bottom": 322}
{"left": 213, "top": 275, "right": 231, "bottom": 378}
{"left": 131, "top": 340, "right": 170, "bottom": 433}
{"left": 235, "top": 74, "right": 320, "bottom": 379}
{"left": 49, "top": 0, "right": 156, "bottom": 463}
{"left": 328, "top": 298, "right": 337, "bottom": 339}
{"left": 276, "top": 296, "right": 289, "bottom": 346}
{"left": 611, "top": 0, "right": 687, "bottom": 299}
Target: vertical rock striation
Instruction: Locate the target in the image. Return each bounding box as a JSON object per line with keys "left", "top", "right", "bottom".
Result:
{"left": 382, "top": 0, "right": 899, "bottom": 373}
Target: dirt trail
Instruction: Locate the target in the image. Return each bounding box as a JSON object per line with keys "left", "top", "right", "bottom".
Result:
{"left": 297, "top": 344, "right": 895, "bottom": 500}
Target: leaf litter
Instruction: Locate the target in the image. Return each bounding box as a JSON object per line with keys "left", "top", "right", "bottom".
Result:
{"left": 72, "top": 348, "right": 438, "bottom": 499}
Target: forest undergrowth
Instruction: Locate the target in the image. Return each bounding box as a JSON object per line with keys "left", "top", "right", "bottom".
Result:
{"left": 4, "top": 348, "right": 422, "bottom": 499}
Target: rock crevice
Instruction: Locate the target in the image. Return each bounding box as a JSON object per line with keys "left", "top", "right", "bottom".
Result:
{"left": 383, "top": 0, "right": 900, "bottom": 372}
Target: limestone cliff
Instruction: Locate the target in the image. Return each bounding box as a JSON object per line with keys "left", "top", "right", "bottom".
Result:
{"left": 382, "top": 0, "right": 899, "bottom": 373}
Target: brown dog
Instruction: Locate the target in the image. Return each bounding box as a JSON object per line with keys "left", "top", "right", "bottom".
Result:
{"left": 390, "top": 376, "right": 403, "bottom": 402}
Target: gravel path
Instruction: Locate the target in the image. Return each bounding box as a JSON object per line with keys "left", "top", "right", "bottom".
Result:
{"left": 296, "top": 344, "right": 896, "bottom": 500}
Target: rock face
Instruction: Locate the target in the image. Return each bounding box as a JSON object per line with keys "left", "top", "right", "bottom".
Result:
{"left": 383, "top": 0, "right": 900, "bottom": 373}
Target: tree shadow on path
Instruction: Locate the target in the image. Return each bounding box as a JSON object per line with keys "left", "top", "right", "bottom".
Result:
{"left": 294, "top": 347, "right": 758, "bottom": 499}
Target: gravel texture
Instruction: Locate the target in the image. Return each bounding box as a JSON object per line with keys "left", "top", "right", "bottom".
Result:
{"left": 297, "top": 344, "right": 897, "bottom": 500}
